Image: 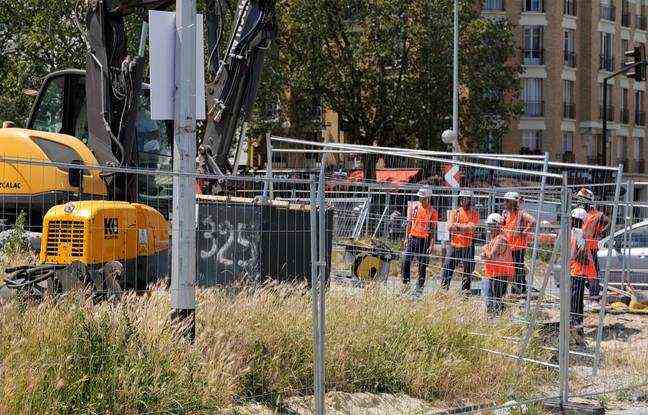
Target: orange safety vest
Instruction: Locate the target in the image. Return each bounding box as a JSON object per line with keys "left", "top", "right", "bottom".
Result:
{"left": 449, "top": 207, "right": 480, "bottom": 248}
{"left": 570, "top": 233, "right": 597, "bottom": 279}
{"left": 503, "top": 210, "right": 533, "bottom": 251}
{"left": 409, "top": 203, "right": 438, "bottom": 238}
{"left": 483, "top": 234, "right": 515, "bottom": 279}
{"left": 582, "top": 209, "right": 604, "bottom": 251}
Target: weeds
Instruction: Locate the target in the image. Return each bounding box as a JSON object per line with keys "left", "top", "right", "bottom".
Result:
{"left": 0, "top": 283, "right": 551, "bottom": 414}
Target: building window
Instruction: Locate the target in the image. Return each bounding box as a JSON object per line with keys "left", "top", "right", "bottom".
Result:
{"left": 522, "top": 0, "right": 544, "bottom": 13}
{"left": 483, "top": 0, "right": 504, "bottom": 11}
{"left": 563, "top": 80, "right": 575, "bottom": 119}
{"left": 523, "top": 78, "right": 544, "bottom": 117}
{"left": 638, "top": 11, "right": 648, "bottom": 31}
{"left": 617, "top": 136, "right": 628, "bottom": 161}
{"left": 600, "top": 33, "right": 614, "bottom": 71}
{"left": 564, "top": 30, "right": 576, "bottom": 67}
{"left": 600, "top": 1, "right": 616, "bottom": 22}
{"left": 562, "top": 131, "right": 574, "bottom": 152}
{"left": 622, "top": 0, "right": 632, "bottom": 27}
{"left": 522, "top": 130, "right": 543, "bottom": 151}
{"left": 523, "top": 26, "right": 544, "bottom": 65}
{"left": 564, "top": 0, "right": 577, "bottom": 17}
{"left": 621, "top": 39, "right": 629, "bottom": 68}
{"left": 636, "top": 137, "right": 646, "bottom": 172}
{"left": 600, "top": 84, "right": 614, "bottom": 121}
{"left": 636, "top": 90, "right": 646, "bottom": 125}
{"left": 621, "top": 88, "right": 629, "bottom": 124}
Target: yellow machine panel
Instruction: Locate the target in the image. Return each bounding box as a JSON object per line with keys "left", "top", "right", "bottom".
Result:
{"left": 0, "top": 128, "right": 107, "bottom": 196}
{"left": 40, "top": 201, "right": 169, "bottom": 265}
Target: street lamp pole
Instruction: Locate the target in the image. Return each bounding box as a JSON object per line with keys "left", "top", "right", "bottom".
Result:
{"left": 452, "top": 0, "right": 459, "bottom": 142}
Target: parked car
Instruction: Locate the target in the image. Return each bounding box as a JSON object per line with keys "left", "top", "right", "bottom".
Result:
{"left": 553, "top": 220, "right": 648, "bottom": 289}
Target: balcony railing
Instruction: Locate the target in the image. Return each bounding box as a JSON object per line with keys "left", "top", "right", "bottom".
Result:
{"left": 621, "top": 108, "right": 630, "bottom": 124}
{"left": 564, "top": 0, "right": 577, "bottom": 16}
{"left": 483, "top": 0, "right": 505, "bottom": 11}
{"left": 638, "top": 15, "right": 648, "bottom": 30}
{"left": 636, "top": 111, "right": 646, "bottom": 125}
{"left": 524, "top": 101, "right": 545, "bottom": 117}
{"left": 522, "top": 0, "right": 544, "bottom": 12}
{"left": 563, "top": 102, "right": 576, "bottom": 119}
{"left": 600, "top": 105, "right": 615, "bottom": 121}
{"left": 600, "top": 54, "right": 615, "bottom": 71}
{"left": 564, "top": 50, "right": 576, "bottom": 67}
{"left": 600, "top": 4, "right": 616, "bottom": 21}
{"left": 622, "top": 13, "right": 632, "bottom": 27}
{"left": 522, "top": 48, "right": 545, "bottom": 65}
{"left": 562, "top": 152, "right": 575, "bottom": 163}
{"left": 636, "top": 159, "right": 646, "bottom": 173}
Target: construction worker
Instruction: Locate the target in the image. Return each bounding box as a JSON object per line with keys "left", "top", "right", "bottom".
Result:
{"left": 576, "top": 188, "right": 610, "bottom": 303}
{"left": 569, "top": 207, "right": 598, "bottom": 337}
{"left": 481, "top": 213, "right": 515, "bottom": 316}
{"left": 401, "top": 187, "right": 438, "bottom": 293}
{"left": 441, "top": 190, "right": 480, "bottom": 294}
{"left": 502, "top": 191, "right": 536, "bottom": 296}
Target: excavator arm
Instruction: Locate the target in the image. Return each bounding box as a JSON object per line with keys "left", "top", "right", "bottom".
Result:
{"left": 199, "top": 0, "right": 277, "bottom": 188}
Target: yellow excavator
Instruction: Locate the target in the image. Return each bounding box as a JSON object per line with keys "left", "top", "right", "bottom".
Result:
{"left": 0, "top": 0, "right": 277, "bottom": 298}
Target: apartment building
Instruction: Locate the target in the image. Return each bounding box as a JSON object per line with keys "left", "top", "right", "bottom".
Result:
{"left": 482, "top": 0, "right": 648, "bottom": 180}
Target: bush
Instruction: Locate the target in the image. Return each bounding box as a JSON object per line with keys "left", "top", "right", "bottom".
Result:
{"left": 0, "top": 284, "right": 550, "bottom": 413}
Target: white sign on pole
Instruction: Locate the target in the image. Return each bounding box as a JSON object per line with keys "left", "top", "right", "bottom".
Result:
{"left": 149, "top": 10, "right": 206, "bottom": 120}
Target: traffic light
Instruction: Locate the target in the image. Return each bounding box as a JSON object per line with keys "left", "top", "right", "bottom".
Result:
{"left": 625, "top": 44, "right": 646, "bottom": 81}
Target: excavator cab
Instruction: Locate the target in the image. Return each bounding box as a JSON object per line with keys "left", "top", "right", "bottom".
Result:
{"left": 25, "top": 69, "right": 174, "bottom": 217}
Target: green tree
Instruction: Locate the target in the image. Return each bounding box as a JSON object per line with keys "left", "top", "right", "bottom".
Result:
{"left": 248, "top": 0, "right": 523, "bottom": 152}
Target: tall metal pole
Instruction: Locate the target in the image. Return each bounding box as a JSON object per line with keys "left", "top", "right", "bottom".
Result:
{"left": 593, "top": 165, "right": 624, "bottom": 375}
{"left": 602, "top": 79, "right": 609, "bottom": 167}
{"left": 453, "top": 0, "right": 459, "bottom": 138}
{"left": 315, "top": 164, "right": 327, "bottom": 415}
{"left": 171, "top": 0, "right": 197, "bottom": 339}
{"left": 558, "top": 173, "right": 572, "bottom": 405}
{"left": 309, "top": 176, "right": 322, "bottom": 412}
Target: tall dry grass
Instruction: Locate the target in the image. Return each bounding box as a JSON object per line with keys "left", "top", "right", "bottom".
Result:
{"left": 0, "top": 283, "right": 551, "bottom": 414}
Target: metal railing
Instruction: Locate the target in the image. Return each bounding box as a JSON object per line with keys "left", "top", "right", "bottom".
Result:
{"left": 621, "top": 108, "right": 629, "bottom": 124}
{"left": 561, "top": 152, "right": 575, "bottom": 163}
{"left": 563, "top": 103, "right": 575, "bottom": 119}
{"left": 636, "top": 111, "right": 646, "bottom": 126}
{"left": 599, "top": 54, "right": 615, "bottom": 71}
{"left": 564, "top": 50, "right": 576, "bottom": 67}
{"left": 600, "top": 105, "right": 615, "bottom": 121}
{"left": 522, "top": 48, "right": 545, "bottom": 65}
{"left": 564, "top": 0, "right": 577, "bottom": 16}
{"left": 522, "top": 0, "right": 544, "bottom": 12}
{"left": 524, "top": 101, "right": 545, "bottom": 117}
{"left": 600, "top": 4, "right": 616, "bottom": 21}
{"left": 483, "top": 0, "right": 505, "bottom": 11}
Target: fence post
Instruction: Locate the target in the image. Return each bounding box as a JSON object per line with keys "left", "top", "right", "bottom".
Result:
{"left": 592, "top": 165, "right": 624, "bottom": 375}
{"left": 315, "top": 165, "right": 327, "bottom": 415}
{"left": 525, "top": 152, "right": 549, "bottom": 314}
{"left": 309, "top": 175, "right": 323, "bottom": 413}
{"left": 626, "top": 179, "right": 635, "bottom": 285}
{"left": 559, "top": 173, "right": 572, "bottom": 405}
{"left": 262, "top": 133, "right": 274, "bottom": 201}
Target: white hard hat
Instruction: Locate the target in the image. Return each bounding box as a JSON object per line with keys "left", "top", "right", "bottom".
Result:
{"left": 417, "top": 187, "right": 432, "bottom": 198}
{"left": 503, "top": 191, "right": 520, "bottom": 201}
{"left": 459, "top": 190, "right": 474, "bottom": 198}
{"left": 486, "top": 213, "right": 504, "bottom": 225}
{"left": 571, "top": 207, "right": 587, "bottom": 220}
{"left": 576, "top": 188, "right": 595, "bottom": 201}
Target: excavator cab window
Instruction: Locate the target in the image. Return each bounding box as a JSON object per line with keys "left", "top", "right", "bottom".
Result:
{"left": 31, "top": 76, "right": 65, "bottom": 134}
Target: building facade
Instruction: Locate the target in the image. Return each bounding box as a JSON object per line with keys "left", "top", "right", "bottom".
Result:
{"left": 482, "top": 0, "right": 648, "bottom": 180}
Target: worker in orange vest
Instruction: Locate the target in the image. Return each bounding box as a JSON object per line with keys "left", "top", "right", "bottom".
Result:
{"left": 575, "top": 188, "right": 610, "bottom": 303}
{"left": 401, "top": 187, "right": 439, "bottom": 294}
{"left": 502, "top": 191, "right": 536, "bottom": 296}
{"left": 569, "top": 207, "right": 598, "bottom": 335}
{"left": 441, "top": 190, "right": 480, "bottom": 294}
{"left": 481, "top": 213, "right": 515, "bottom": 316}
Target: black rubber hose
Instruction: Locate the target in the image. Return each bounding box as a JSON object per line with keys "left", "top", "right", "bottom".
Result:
{"left": 3, "top": 265, "right": 67, "bottom": 290}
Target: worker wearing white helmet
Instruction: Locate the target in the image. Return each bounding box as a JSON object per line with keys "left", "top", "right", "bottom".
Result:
{"left": 402, "top": 186, "right": 439, "bottom": 293}
{"left": 501, "top": 191, "right": 536, "bottom": 296}
{"left": 575, "top": 187, "right": 610, "bottom": 303}
{"left": 569, "top": 207, "right": 597, "bottom": 336}
{"left": 441, "top": 188, "right": 480, "bottom": 294}
{"left": 481, "top": 213, "right": 515, "bottom": 316}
